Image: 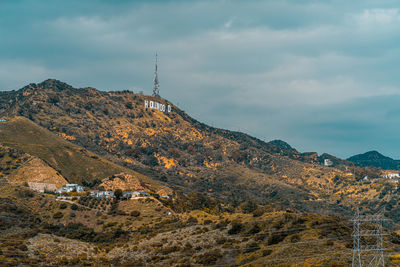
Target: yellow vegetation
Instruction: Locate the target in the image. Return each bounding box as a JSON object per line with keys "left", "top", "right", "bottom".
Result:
{"left": 154, "top": 153, "right": 177, "bottom": 169}
{"left": 144, "top": 128, "right": 156, "bottom": 136}
{"left": 57, "top": 133, "right": 76, "bottom": 141}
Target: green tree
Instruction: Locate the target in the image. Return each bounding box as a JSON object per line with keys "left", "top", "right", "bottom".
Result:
{"left": 114, "top": 189, "right": 123, "bottom": 200}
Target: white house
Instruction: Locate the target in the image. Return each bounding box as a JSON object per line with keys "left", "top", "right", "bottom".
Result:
{"left": 56, "top": 184, "right": 84, "bottom": 193}
{"left": 90, "top": 190, "right": 114, "bottom": 198}
{"left": 383, "top": 172, "right": 400, "bottom": 179}
{"left": 121, "top": 191, "right": 149, "bottom": 200}
{"left": 324, "top": 159, "right": 333, "bottom": 167}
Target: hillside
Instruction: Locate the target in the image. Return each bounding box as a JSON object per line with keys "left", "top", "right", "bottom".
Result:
{"left": 348, "top": 150, "right": 400, "bottom": 170}
{"left": 3, "top": 183, "right": 400, "bottom": 266}
{"left": 7, "top": 157, "right": 68, "bottom": 188}
{"left": 0, "top": 116, "right": 162, "bottom": 192}
{"left": 0, "top": 79, "right": 397, "bottom": 219}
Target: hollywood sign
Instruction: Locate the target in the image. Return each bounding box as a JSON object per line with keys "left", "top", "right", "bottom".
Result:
{"left": 144, "top": 100, "right": 172, "bottom": 113}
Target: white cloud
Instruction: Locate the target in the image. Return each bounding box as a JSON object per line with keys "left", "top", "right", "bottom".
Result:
{"left": 355, "top": 8, "right": 400, "bottom": 25}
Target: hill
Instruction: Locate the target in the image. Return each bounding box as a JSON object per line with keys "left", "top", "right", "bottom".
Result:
{"left": 348, "top": 150, "right": 400, "bottom": 170}
{"left": 2, "top": 183, "right": 400, "bottom": 266}
{"left": 0, "top": 79, "right": 397, "bottom": 220}
{"left": 7, "top": 157, "right": 68, "bottom": 187}
{"left": 0, "top": 116, "right": 162, "bottom": 192}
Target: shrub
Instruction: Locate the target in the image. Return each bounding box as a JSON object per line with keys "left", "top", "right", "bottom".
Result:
{"left": 196, "top": 249, "right": 222, "bottom": 265}
{"left": 71, "top": 204, "right": 78, "bottom": 210}
{"left": 290, "top": 234, "right": 301, "bottom": 243}
{"left": 159, "top": 246, "right": 179, "bottom": 255}
{"left": 53, "top": 212, "right": 63, "bottom": 219}
{"left": 186, "top": 216, "right": 198, "bottom": 225}
{"left": 216, "top": 237, "right": 227, "bottom": 245}
{"left": 245, "top": 241, "right": 260, "bottom": 253}
{"left": 267, "top": 233, "right": 287, "bottom": 245}
{"left": 248, "top": 224, "right": 261, "bottom": 235}
{"left": 114, "top": 189, "right": 123, "bottom": 200}
{"left": 70, "top": 212, "right": 76, "bottom": 218}
{"left": 228, "top": 222, "right": 243, "bottom": 235}
{"left": 325, "top": 240, "right": 334, "bottom": 246}
{"left": 130, "top": 210, "right": 140, "bottom": 217}
{"left": 252, "top": 208, "right": 264, "bottom": 217}
{"left": 262, "top": 249, "right": 272, "bottom": 256}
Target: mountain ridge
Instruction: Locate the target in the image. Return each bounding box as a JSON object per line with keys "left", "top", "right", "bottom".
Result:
{"left": 347, "top": 150, "right": 400, "bottom": 170}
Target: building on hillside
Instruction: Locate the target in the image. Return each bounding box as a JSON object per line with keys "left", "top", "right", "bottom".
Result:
{"left": 121, "top": 191, "right": 150, "bottom": 200}
{"left": 121, "top": 191, "right": 134, "bottom": 200}
{"left": 28, "top": 182, "right": 57, "bottom": 193}
{"left": 324, "top": 159, "right": 333, "bottom": 167}
{"left": 381, "top": 171, "right": 400, "bottom": 179}
{"left": 90, "top": 190, "right": 114, "bottom": 198}
{"left": 56, "top": 184, "right": 84, "bottom": 193}
{"left": 0, "top": 119, "right": 6, "bottom": 122}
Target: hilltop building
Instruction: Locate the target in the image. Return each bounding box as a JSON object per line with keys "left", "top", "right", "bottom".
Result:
{"left": 324, "top": 159, "right": 333, "bottom": 167}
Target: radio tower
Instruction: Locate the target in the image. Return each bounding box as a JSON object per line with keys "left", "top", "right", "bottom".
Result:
{"left": 152, "top": 52, "right": 160, "bottom": 97}
{"left": 352, "top": 208, "right": 386, "bottom": 267}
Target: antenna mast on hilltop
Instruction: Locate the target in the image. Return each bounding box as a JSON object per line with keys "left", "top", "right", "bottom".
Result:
{"left": 152, "top": 52, "right": 160, "bottom": 97}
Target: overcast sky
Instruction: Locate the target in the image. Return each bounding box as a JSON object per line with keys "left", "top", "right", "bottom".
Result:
{"left": 1, "top": 0, "right": 400, "bottom": 158}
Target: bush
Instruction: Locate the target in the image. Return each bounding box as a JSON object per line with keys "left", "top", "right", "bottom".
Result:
{"left": 71, "top": 204, "right": 78, "bottom": 210}
{"left": 325, "top": 240, "right": 334, "bottom": 246}
{"left": 245, "top": 241, "right": 260, "bottom": 253}
{"left": 186, "top": 216, "right": 198, "bottom": 225}
{"left": 252, "top": 208, "right": 264, "bottom": 217}
{"left": 228, "top": 222, "right": 243, "bottom": 235}
{"left": 53, "top": 212, "right": 64, "bottom": 219}
{"left": 196, "top": 249, "right": 222, "bottom": 265}
{"left": 262, "top": 249, "right": 272, "bottom": 256}
{"left": 130, "top": 210, "right": 141, "bottom": 217}
{"left": 248, "top": 224, "right": 261, "bottom": 235}
{"left": 267, "top": 232, "right": 287, "bottom": 245}
{"left": 290, "top": 234, "right": 301, "bottom": 243}
{"left": 70, "top": 212, "right": 76, "bottom": 218}
{"left": 241, "top": 201, "right": 258, "bottom": 213}
{"left": 59, "top": 203, "right": 67, "bottom": 209}
{"left": 203, "top": 219, "right": 212, "bottom": 225}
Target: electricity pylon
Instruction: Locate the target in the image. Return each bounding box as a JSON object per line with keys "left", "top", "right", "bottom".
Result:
{"left": 352, "top": 208, "right": 386, "bottom": 267}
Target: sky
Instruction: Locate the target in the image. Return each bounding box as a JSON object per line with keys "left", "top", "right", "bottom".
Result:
{"left": 1, "top": 0, "right": 400, "bottom": 158}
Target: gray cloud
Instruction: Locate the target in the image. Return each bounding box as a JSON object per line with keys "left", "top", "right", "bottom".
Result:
{"left": 1, "top": 0, "right": 400, "bottom": 158}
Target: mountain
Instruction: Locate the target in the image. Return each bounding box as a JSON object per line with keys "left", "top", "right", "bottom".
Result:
{"left": 0, "top": 79, "right": 397, "bottom": 218}
{"left": 3, "top": 79, "right": 400, "bottom": 265}
{"left": 347, "top": 150, "right": 400, "bottom": 170}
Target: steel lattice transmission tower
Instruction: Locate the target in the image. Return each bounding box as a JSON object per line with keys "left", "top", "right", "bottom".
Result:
{"left": 352, "top": 209, "right": 386, "bottom": 267}
{"left": 152, "top": 52, "right": 160, "bottom": 97}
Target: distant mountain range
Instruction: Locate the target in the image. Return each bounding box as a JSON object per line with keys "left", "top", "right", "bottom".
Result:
{"left": 347, "top": 150, "right": 400, "bottom": 170}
